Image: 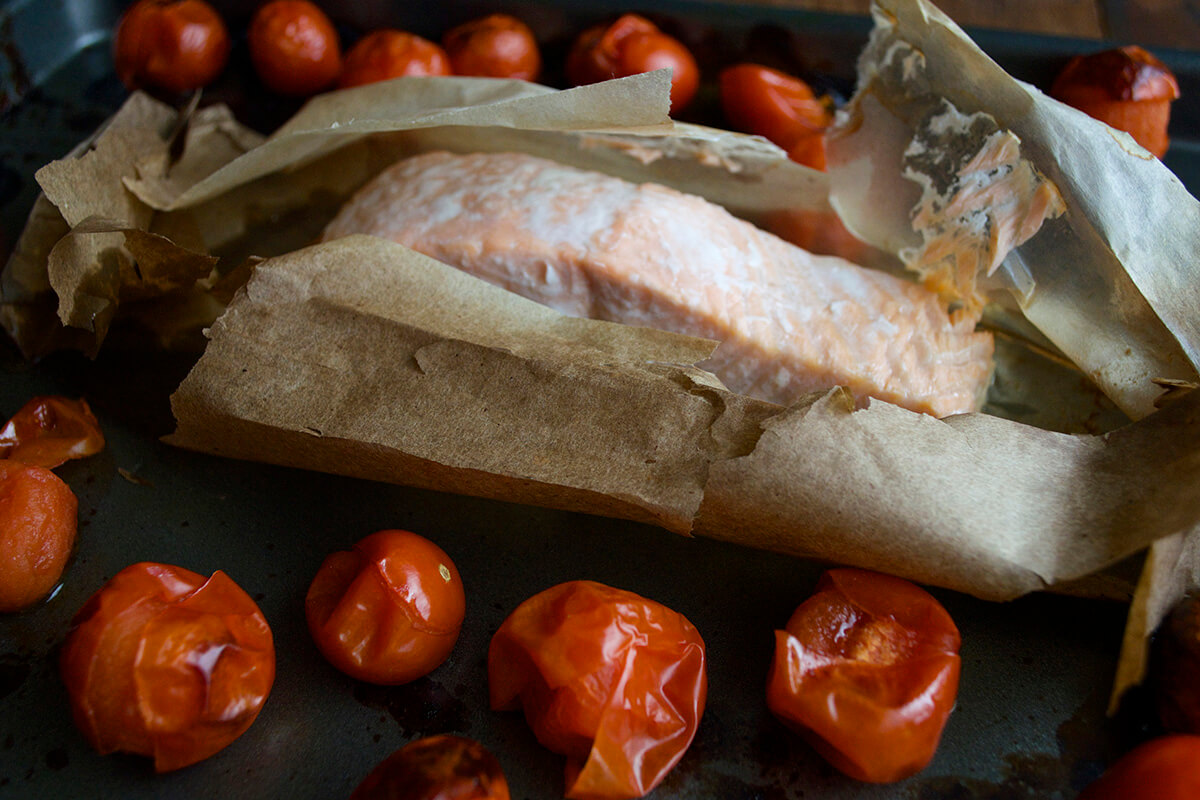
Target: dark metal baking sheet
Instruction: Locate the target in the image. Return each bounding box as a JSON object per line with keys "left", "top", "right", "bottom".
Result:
{"left": 1, "top": 1, "right": 1192, "bottom": 797}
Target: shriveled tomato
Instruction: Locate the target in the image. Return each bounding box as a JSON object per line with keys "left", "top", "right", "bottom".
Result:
{"left": 766, "top": 568, "right": 961, "bottom": 783}
{"left": 305, "top": 529, "right": 465, "bottom": 685}
{"left": 0, "top": 460, "right": 78, "bottom": 613}
{"left": 0, "top": 396, "right": 105, "bottom": 468}
{"left": 349, "top": 734, "right": 510, "bottom": 800}
{"left": 489, "top": 580, "right": 706, "bottom": 800}
{"left": 248, "top": 0, "right": 342, "bottom": 96}
{"left": 566, "top": 14, "right": 699, "bottom": 115}
{"left": 1050, "top": 45, "right": 1180, "bottom": 158}
{"left": 113, "top": 0, "right": 230, "bottom": 93}
{"left": 1078, "top": 735, "right": 1200, "bottom": 799}
{"left": 719, "top": 63, "right": 833, "bottom": 169}
{"left": 443, "top": 14, "right": 541, "bottom": 82}
{"left": 338, "top": 30, "right": 452, "bottom": 89}
{"left": 60, "top": 562, "right": 275, "bottom": 771}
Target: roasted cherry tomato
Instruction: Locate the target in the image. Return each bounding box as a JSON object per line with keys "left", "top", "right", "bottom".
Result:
{"left": 338, "top": 30, "right": 452, "bottom": 89}
{"left": 113, "top": 0, "right": 230, "bottom": 93}
{"left": 0, "top": 460, "right": 78, "bottom": 613}
{"left": 442, "top": 14, "right": 541, "bottom": 82}
{"left": 1078, "top": 735, "right": 1200, "bottom": 799}
{"left": 60, "top": 562, "right": 275, "bottom": 771}
{"left": 349, "top": 734, "right": 510, "bottom": 800}
{"left": 719, "top": 63, "right": 833, "bottom": 170}
{"left": 766, "top": 568, "right": 961, "bottom": 783}
{"left": 306, "top": 529, "right": 465, "bottom": 685}
{"left": 0, "top": 396, "right": 105, "bottom": 468}
{"left": 566, "top": 14, "right": 699, "bottom": 115}
{"left": 248, "top": 0, "right": 342, "bottom": 96}
{"left": 489, "top": 580, "right": 706, "bottom": 800}
{"left": 1050, "top": 45, "right": 1180, "bottom": 158}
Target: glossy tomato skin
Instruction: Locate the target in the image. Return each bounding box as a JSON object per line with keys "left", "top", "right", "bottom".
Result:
{"left": 0, "top": 460, "right": 78, "bottom": 612}
{"left": 306, "top": 529, "right": 465, "bottom": 685}
{"left": 766, "top": 568, "right": 961, "bottom": 783}
{"left": 339, "top": 31, "right": 452, "bottom": 89}
{"left": 60, "top": 563, "right": 274, "bottom": 771}
{"left": 349, "top": 734, "right": 510, "bottom": 800}
{"left": 1078, "top": 735, "right": 1200, "bottom": 799}
{"left": 113, "top": 0, "right": 230, "bottom": 93}
{"left": 248, "top": 0, "right": 342, "bottom": 96}
{"left": 566, "top": 14, "right": 699, "bottom": 115}
{"left": 489, "top": 580, "right": 706, "bottom": 800}
{"left": 443, "top": 14, "right": 541, "bottom": 82}
{"left": 719, "top": 63, "right": 832, "bottom": 169}
{"left": 0, "top": 395, "right": 105, "bottom": 468}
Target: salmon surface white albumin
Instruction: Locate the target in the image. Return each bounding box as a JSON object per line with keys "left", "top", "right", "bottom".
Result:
{"left": 321, "top": 151, "right": 994, "bottom": 417}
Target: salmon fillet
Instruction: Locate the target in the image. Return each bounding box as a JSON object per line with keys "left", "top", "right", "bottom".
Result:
{"left": 321, "top": 151, "right": 994, "bottom": 417}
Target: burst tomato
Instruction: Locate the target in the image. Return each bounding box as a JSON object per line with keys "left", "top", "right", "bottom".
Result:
{"left": 766, "top": 568, "right": 961, "bottom": 783}
{"left": 1078, "top": 735, "right": 1200, "bottom": 799}
{"left": 566, "top": 14, "right": 699, "bottom": 115}
{"left": 0, "top": 395, "right": 105, "bottom": 468}
{"left": 489, "top": 580, "right": 706, "bottom": 800}
{"left": 248, "top": 0, "right": 342, "bottom": 96}
{"left": 0, "top": 460, "right": 78, "bottom": 613}
{"left": 349, "top": 734, "right": 510, "bottom": 800}
{"left": 719, "top": 63, "right": 833, "bottom": 169}
{"left": 338, "top": 30, "right": 452, "bottom": 89}
{"left": 305, "top": 529, "right": 465, "bottom": 685}
{"left": 443, "top": 14, "right": 541, "bottom": 82}
{"left": 60, "top": 562, "right": 275, "bottom": 771}
{"left": 113, "top": 0, "right": 230, "bottom": 93}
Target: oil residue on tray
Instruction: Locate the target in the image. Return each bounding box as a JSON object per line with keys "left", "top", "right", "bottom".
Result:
{"left": 353, "top": 677, "right": 470, "bottom": 739}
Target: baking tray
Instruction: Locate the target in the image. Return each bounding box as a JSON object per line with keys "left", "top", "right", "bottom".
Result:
{"left": 1, "top": 0, "right": 1194, "bottom": 797}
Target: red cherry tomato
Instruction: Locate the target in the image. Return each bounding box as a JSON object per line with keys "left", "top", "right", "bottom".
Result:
{"left": 442, "top": 14, "right": 541, "bottom": 82}
{"left": 113, "top": 0, "right": 230, "bottom": 93}
{"left": 338, "top": 30, "right": 452, "bottom": 89}
{"left": 566, "top": 14, "right": 699, "bottom": 115}
{"left": 305, "top": 529, "right": 465, "bottom": 685}
{"left": 1078, "top": 735, "right": 1200, "bottom": 799}
{"left": 489, "top": 580, "right": 706, "bottom": 800}
{"left": 349, "top": 734, "right": 511, "bottom": 800}
{"left": 719, "top": 63, "right": 833, "bottom": 169}
{"left": 248, "top": 0, "right": 342, "bottom": 96}
{"left": 60, "top": 562, "right": 275, "bottom": 771}
{"left": 0, "top": 460, "right": 78, "bottom": 612}
{"left": 0, "top": 396, "right": 105, "bottom": 468}
{"left": 766, "top": 568, "right": 961, "bottom": 783}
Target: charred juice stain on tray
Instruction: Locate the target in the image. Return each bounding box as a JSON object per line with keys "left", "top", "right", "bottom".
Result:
{"left": 44, "top": 748, "right": 68, "bottom": 771}
{"left": 353, "top": 676, "right": 470, "bottom": 738}
{"left": 0, "top": 656, "right": 30, "bottom": 701}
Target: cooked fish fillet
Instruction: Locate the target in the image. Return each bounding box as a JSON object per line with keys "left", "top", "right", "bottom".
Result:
{"left": 322, "top": 151, "right": 994, "bottom": 417}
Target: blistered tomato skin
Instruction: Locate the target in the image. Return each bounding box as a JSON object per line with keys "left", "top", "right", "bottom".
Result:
{"left": 489, "top": 580, "right": 707, "bottom": 800}
{"left": 60, "top": 562, "right": 275, "bottom": 771}
{"left": 248, "top": 0, "right": 342, "bottom": 96}
{"left": 113, "top": 0, "right": 230, "bottom": 93}
{"left": 349, "top": 734, "right": 511, "bottom": 800}
{"left": 1078, "top": 735, "right": 1200, "bottom": 799}
{"left": 0, "top": 395, "right": 105, "bottom": 468}
{"left": 566, "top": 14, "right": 699, "bottom": 115}
{"left": 443, "top": 14, "right": 541, "bottom": 82}
{"left": 305, "top": 529, "right": 465, "bottom": 685}
{"left": 0, "top": 460, "right": 78, "bottom": 613}
{"left": 338, "top": 31, "right": 452, "bottom": 89}
{"left": 766, "top": 568, "right": 961, "bottom": 783}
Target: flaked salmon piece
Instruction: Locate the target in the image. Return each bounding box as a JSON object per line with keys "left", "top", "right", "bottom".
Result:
{"left": 321, "top": 151, "right": 994, "bottom": 417}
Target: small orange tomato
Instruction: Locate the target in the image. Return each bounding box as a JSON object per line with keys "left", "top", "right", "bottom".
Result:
{"left": 443, "top": 14, "right": 541, "bottom": 82}
{"left": 1050, "top": 45, "right": 1180, "bottom": 158}
{"left": 305, "top": 529, "right": 465, "bottom": 685}
{"left": 349, "top": 735, "right": 511, "bottom": 800}
{"left": 248, "top": 0, "right": 342, "bottom": 96}
{"left": 113, "top": 0, "right": 230, "bottom": 92}
{"left": 1078, "top": 735, "right": 1200, "bottom": 799}
{"left": 0, "top": 460, "right": 78, "bottom": 613}
{"left": 60, "top": 562, "right": 275, "bottom": 771}
{"left": 489, "top": 580, "right": 707, "bottom": 800}
{"left": 766, "top": 568, "right": 961, "bottom": 783}
{"left": 566, "top": 14, "right": 699, "bottom": 115}
{"left": 338, "top": 30, "right": 452, "bottom": 89}
{"left": 0, "top": 396, "right": 105, "bottom": 468}
{"left": 719, "top": 63, "right": 833, "bottom": 169}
